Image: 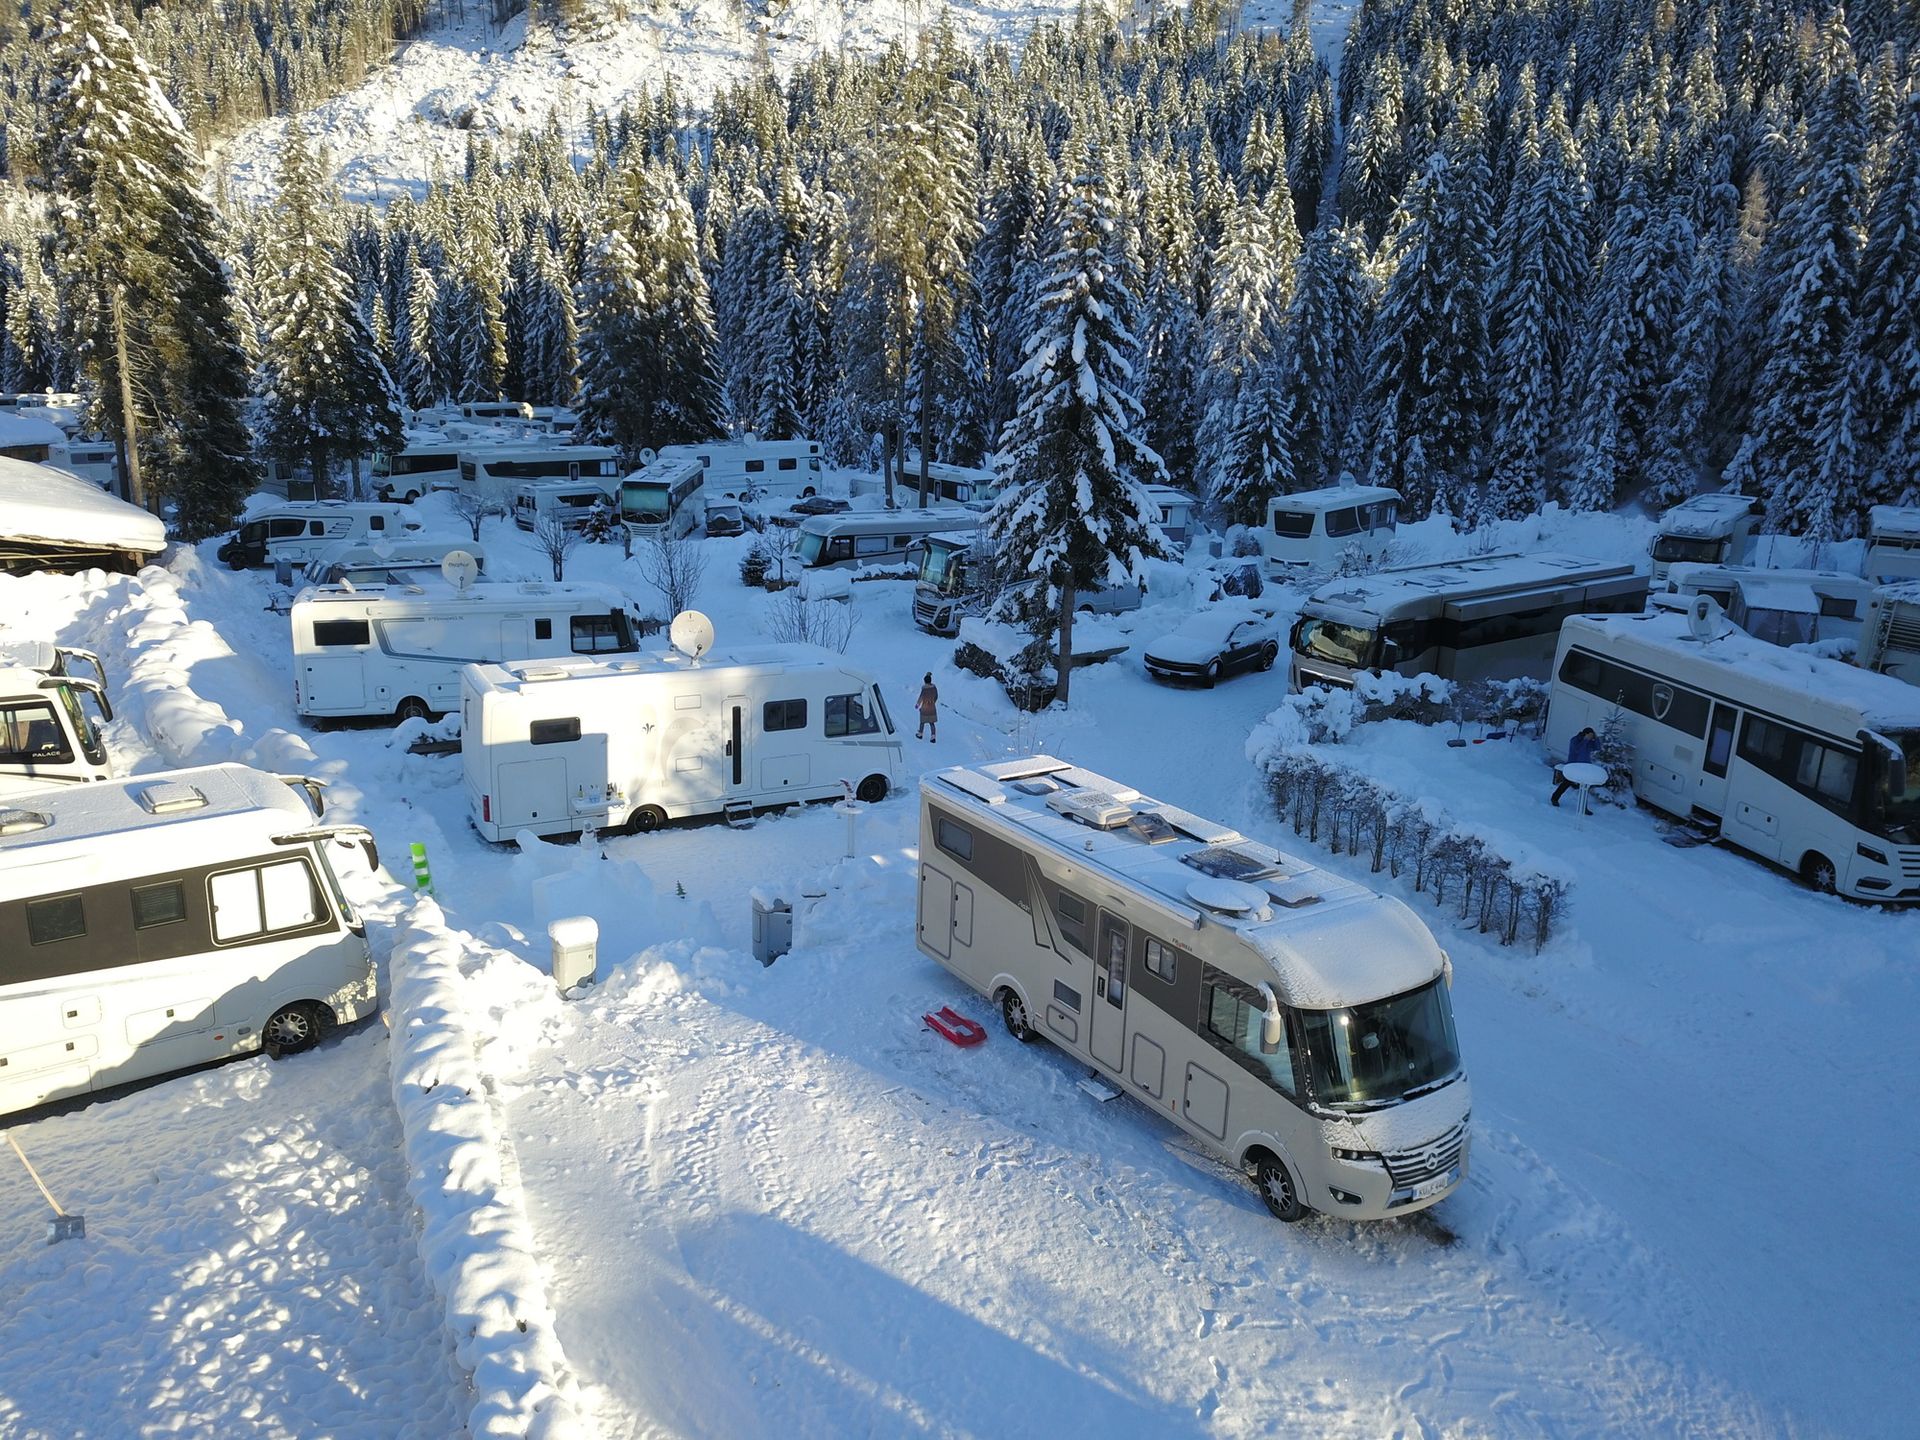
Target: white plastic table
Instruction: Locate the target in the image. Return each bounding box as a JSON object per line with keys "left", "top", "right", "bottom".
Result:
{"left": 1560, "top": 761, "right": 1608, "bottom": 815}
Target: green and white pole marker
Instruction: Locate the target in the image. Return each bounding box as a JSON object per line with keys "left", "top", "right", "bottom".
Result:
{"left": 409, "top": 842, "right": 433, "bottom": 895}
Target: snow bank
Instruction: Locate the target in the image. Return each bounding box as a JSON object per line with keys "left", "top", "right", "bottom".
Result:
{"left": 386, "top": 898, "right": 586, "bottom": 1440}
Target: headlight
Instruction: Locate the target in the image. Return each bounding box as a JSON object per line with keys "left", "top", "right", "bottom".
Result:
{"left": 1331, "top": 1147, "right": 1382, "bottom": 1165}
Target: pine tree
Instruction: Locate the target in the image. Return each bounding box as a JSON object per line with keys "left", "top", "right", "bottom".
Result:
{"left": 397, "top": 261, "right": 440, "bottom": 410}
{"left": 1852, "top": 73, "right": 1920, "bottom": 509}
{"left": 1274, "top": 221, "right": 1368, "bottom": 492}
{"left": 1198, "top": 194, "right": 1285, "bottom": 516}
{"left": 989, "top": 142, "right": 1169, "bottom": 707}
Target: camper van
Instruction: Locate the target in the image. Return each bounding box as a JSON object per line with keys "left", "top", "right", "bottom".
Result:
{"left": 898, "top": 459, "right": 1001, "bottom": 508}
{"left": 1262, "top": 485, "right": 1401, "bottom": 576}
{"left": 911, "top": 531, "right": 1143, "bottom": 637}
{"left": 458, "top": 445, "right": 621, "bottom": 506}
{"left": 1143, "top": 486, "right": 1202, "bottom": 548}
{"left": 1648, "top": 493, "right": 1763, "bottom": 582}
{"left": 1860, "top": 583, "right": 1920, "bottom": 687}
{"left": 510, "top": 478, "right": 617, "bottom": 532}
{"left": 461, "top": 647, "right": 906, "bottom": 841}
{"left": 300, "top": 538, "right": 488, "bottom": 588}
{"left": 1290, "top": 553, "right": 1647, "bottom": 691}
{"left": 620, "top": 451, "right": 706, "bottom": 541}
{"left": 690, "top": 438, "right": 824, "bottom": 500}
{"left": 57, "top": 439, "right": 119, "bottom": 491}
{"left": 1660, "top": 564, "right": 1874, "bottom": 649}
{"left": 795, "top": 508, "right": 984, "bottom": 571}
{"left": 1865, "top": 506, "right": 1920, "bottom": 584}
{"left": 0, "top": 764, "right": 379, "bottom": 1114}
{"left": 372, "top": 439, "right": 464, "bottom": 503}
{"left": 916, "top": 757, "right": 1471, "bottom": 1221}
{"left": 290, "top": 580, "right": 641, "bottom": 723}
{"left": 0, "top": 661, "right": 115, "bottom": 798}
{"left": 1548, "top": 608, "right": 1920, "bottom": 899}
{"left": 218, "top": 503, "right": 418, "bottom": 570}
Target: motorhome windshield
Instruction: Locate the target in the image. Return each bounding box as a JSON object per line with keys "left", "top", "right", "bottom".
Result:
{"left": 1652, "top": 535, "right": 1725, "bottom": 565}
{"left": 918, "top": 540, "right": 967, "bottom": 592}
{"left": 1272, "top": 510, "right": 1315, "bottom": 539}
{"left": 1865, "top": 729, "right": 1920, "bottom": 843}
{"left": 55, "top": 683, "right": 107, "bottom": 766}
{"left": 1299, "top": 978, "right": 1461, "bottom": 1112}
{"left": 795, "top": 531, "right": 827, "bottom": 566}
{"left": 1294, "top": 616, "right": 1377, "bottom": 667}
{"left": 621, "top": 482, "right": 669, "bottom": 523}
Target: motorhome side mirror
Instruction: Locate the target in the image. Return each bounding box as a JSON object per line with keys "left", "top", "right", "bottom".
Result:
{"left": 1260, "top": 1010, "right": 1284, "bottom": 1054}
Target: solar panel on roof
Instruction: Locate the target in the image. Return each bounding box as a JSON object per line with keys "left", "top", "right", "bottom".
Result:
{"left": 1181, "top": 845, "right": 1282, "bottom": 882}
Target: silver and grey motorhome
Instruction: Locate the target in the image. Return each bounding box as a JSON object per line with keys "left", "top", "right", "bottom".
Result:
{"left": 1262, "top": 485, "right": 1400, "bottom": 576}
{"left": 458, "top": 445, "right": 621, "bottom": 506}
{"left": 290, "top": 580, "right": 640, "bottom": 723}
{"left": 1865, "top": 506, "right": 1920, "bottom": 584}
{"left": 0, "top": 659, "right": 115, "bottom": 798}
{"left": 218, "top": 503, "right": 418, "bottom": 569}
{"left": 911, "top": 531, "right": 1143, "bottom": 637}
{"left": 1648, "top": 493, "right": 1763, "bottom": 582}
{"left": 1659, "top": 563, "right": 1874, "bottom": 649}
{"left": 1290, "top": 552, "right": 1647, "bottom": 691}
{"left": 373, "top": 438, "right": 463, "bottom": 502}
{"left": 300, "top": 538, "right": 489, "bottom": 588}
{"left": 510, "top": 478, "right": 617, "bottom": 531}
{"left": 795, "top": 508, "right": 984, "bottom": 571}
{"left": 0, "top": 764, "right": 379, "bottom": 1114}
{"left": 916, "top": 757, "right": 1471, "bottom": 1221}
{"left": 620, "top": 451, "right": 706, "bottom": 542}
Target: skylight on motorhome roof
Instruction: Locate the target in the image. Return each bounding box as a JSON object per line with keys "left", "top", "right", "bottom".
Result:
{"left": 137, "top": 782, "right": 209, "bottom": 815}
{"left": 1182, "top": 845, "right": 1283, "bottom": 883}
{"left": 0, "top": 807, "right": 51, "bottom": 836}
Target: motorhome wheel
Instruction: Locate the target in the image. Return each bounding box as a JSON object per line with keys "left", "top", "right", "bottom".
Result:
{"left": 1252, "top": 1152, "right": 1305, "bottom": 1222}
{"left": 625, "top": 804, "right": 667, "bottom": 835}
{"left": 1799, "top": 852, "right": 1838, "bottom": 895}
{"left": 395, "top": 697, "right": 433, "bottom": 723}
{"left": 1000, "top": 989, "right": 1035, "bottom": 1042}
{"left": 856, "top": 774, "right": 889, "bottom": 804}
{"left": 262, "top": 1002, "right": 328, "bottom": 1058}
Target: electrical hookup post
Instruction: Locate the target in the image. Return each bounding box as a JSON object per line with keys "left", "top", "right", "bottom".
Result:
{"left": 5, "top": 1132, "right": 83, "bottom": 1244}
{"left": 834, "top": 778, "right": 865, "bottom": 861}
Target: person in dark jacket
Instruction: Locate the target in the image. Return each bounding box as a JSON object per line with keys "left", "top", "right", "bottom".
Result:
{"left": 1552, "top": 727, "right": 1600, "bottom": 807}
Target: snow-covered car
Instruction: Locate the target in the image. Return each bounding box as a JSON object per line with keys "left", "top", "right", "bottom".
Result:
{"left": 789, "top": 494, "right": 851, "bottom": 518}
{"left": 1143, "top": 610, "right": 1280, "bottom": 685}
{"left": 705, "top": 500, "right": 746, "bottom": 537}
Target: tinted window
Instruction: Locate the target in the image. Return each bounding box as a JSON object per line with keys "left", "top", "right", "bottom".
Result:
{"left": 745, "top": 459, "right": 766, "bottom": 473}
{"left": 0, "top": 700, "right": 73, "bottom": 765}
{"left": 210, "top": 861, "right": 323, "bottom": 944}
{"left": 764, "top": 699, "right": 807, "bottom": 732}
{"left": 1202, "top": 975, "right": 1296, "bottom": 1096}
{"left": 1741, "top": 715, "right": 1860, "bottom": 818}
{"left": 370, "top": 516, "right": 386, "bottom": 531}
{"left": 1144, "top": 937, "right": 1177, "bottom": 983}
{"left": 1054, "top": 890, "right": 1089, "bottom": 953}
{"left": 27, "top": 894, "right": 85, "bottom": 945}
{"left": 131, "top": 881, "right": 186, "bottom": 929}
{"left": 826, "top": 692, "right": 879, "bottom": 737}
{"left": 311, "top": 619, "right": 371, "bottom": 647}
{"left": 1819, "top": 595, "right": 1857, "bottom": 619}
{"left": 1556, "top": 648, "right": 1709, "bottom": 737}
{"left": 934, "top": 817, "right": 973, "bottom": 861}
{"left": 535, "top": 618, "right": 553, "bottom": 641}
{"left": 571, "top": 615, "right": 623, "bottom": 653}
{"left": 1324, "top": 506, "right": 1362, "bottom": 537}
{"left": 1271, "top": 511, "right": 1314, "bottom": 539}
{"left": 1053, "top": 979, "right": 1081, "bottom": 1012}
{"left": 854, "top": 535, "right": 890, "bottom": 557}
{"left": 530, "top": 718, "right": 580, "bottom": 745}
{"left": 778, "top": 457, "right": 797, "bottom": 471}
{"left": 269, "top": 518, "right": 306, "bottom": 538}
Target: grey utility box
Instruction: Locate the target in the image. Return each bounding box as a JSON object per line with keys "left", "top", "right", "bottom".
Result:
{"left": 751, "top": 893, "right": 792, "bottom": 966}
{"left": 549, "top": 916, "right": 599, "bottom": 990}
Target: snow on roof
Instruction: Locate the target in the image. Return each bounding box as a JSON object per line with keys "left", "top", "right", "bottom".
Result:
{"left": 1271, "top": 483, "right": 1400, "bottom": 512}
{"left": 1567, "top": 609, "right": 1920, "bottom": 731}
{"left": 1665, "top": 563, "right": 1869, "bottom": 592}
{"left": 926, "top": 757, "right": 1446, "bottom": 1008}
{"left": 1656, "top": 492, "right": 1761, "bottom": 537}
{"left": 1876, "top": 580, "right": 1920, "bottom": 604}
{"left": 1304, "top": 552, "right": 1636, "bottom": 613}
{"left": 293, "top": 577, "right": 619, "bottom": 610}
{"left": 474, "top": 642, "right": 857, "bottom": 689}
{"left": 0, "top": 455, "right": 166, "bottom": 555}
{"left": 0, "top": 412, "right": 67, "bottom": 448}
{"left": 1869, "top": 505, "right": 1920, "bottom": 540}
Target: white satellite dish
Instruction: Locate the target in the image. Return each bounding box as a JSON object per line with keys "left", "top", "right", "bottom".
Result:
{"left": 441, "top": 549, "right": 480, "bottom": 594}
{"left": 670, "top": 610, "right": 716, "bottom": 661}
{"left": 1686, "top": 593, "right": 1720, "bottom": 641}
{"left": 638, "top": 446, "right": 658, "bottom": 467}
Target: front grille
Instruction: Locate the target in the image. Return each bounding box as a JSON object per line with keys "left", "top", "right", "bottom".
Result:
{"left": 1382, "top": 1122, "right": 1468, "bottom": 1189}
{"left": 1898, "top": 848, "right": 1920, "bottom": 879}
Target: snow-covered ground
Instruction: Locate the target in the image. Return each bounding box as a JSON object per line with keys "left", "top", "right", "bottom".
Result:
{"left": 2, "top": 488, "right": 1910, "bottom": 1435}
{"left": 216, "top": 0, "right": 1358, "bottom": 203}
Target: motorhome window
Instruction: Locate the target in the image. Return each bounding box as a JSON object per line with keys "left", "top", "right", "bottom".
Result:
{"left": 1143, "top": 937, "right": 1177, "bottom": 983}
{"left": 131, "top": 880, "right": 187, "bottom": 929}
{"left": 570, "top": 615, "right": 625, "bottom": 654}
{"left": 1271, "top": 510, "right": 1314, "bottom": 539}
{"left": 311, "top": 619, "right": 371, "bottom": 647}
{"left": 535, "top": 619, "right": 553, "bottom": 641}
{"left": 530, "top": 718, "right": 580, "bottom": 745}
{"left": 934, "top": 817, "right": 973, "bottom": 861}
{"left": 1741, "top": 716, "right": 1859, "bottom": 818}
{"left": 1298, "top": 979, "right": 1459, "bottom": 1110}
{"left": 1053, "top": 980, "right": 1081, "bottom": 1012}
{"left": 209, "top": 860, "right": 323, "bottom": 944}
{"left": 854, "top": 535, "right": 890, "bottom": 558}
{"left": 778, "top": 457, "right": 797, "bottom": 470}
{"left": 1746, "top": 608, "right": 1815, "bottom": 647}
{"left": 808, "top": 458, "right": 822, "bottom": 471}
{"left": 1054, "top": 891, "right": 1090, "bottom": 952}
{"left": 26, "top": 894, "right": 86, "bottom": 946}
{"left": 1652, "top": 535, "right": 1723, "bottom": 565}
{"left": 0, "top": 700, "right": 73, "bottom": 764}
{"left": 269, "top": 518, "right": 306, "bottom": 538}
{"left": 746, "top": 459, "right": 766, "bottom": 473}
{"left": 309, "top": 521, "right": 326, "bottom": 536}
{"left": 370, "top": 516, "right": 386, "bottom": 531}
{"left": 795, "top": 532, "right": 826, "bottom": 566}
{"left": 1202, "top": 978, "right": 1296, "bottom": 1096}
{"left": 54, "top": 685, "right": 108, "bottom": 766}
{"left": 825, "top": 693, "right": 880, "bottom": 737}
{"left": 1818, "top": 594, "right": 1857, "bottom": 619}
{"left": 764, "top": 699, "right": 807, "bottom": 732}
{"left": 1294, "top": 617, "right": 1376, "bottom": 667}
{"left": 1867, "top": 731, "right": 1920, "bottom": 841}
{"left": 1557, "top": 649, "right": 1708, "bottom": 736}
{"left": 1324, "top": 506, "right": 1362, "bottom": 538}
{"left": 826, "top": 538, "right": 855, "bottom": 562}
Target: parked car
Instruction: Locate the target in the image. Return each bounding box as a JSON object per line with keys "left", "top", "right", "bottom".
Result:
{"left": 1144, "top": 608, "right": 1280, "bottom": 685}
{"left": 705, "top": 500, "right": 747, "bottom": 537}
{"left": 789, "top": 494, "right": 852, "bottom": 517}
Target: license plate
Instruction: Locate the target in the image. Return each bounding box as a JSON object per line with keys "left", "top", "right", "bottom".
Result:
{"left": 1409, "top": 1167, "right": 1458, "bottom": 1201}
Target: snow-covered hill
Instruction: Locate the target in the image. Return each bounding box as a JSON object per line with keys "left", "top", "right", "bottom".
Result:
{"left": 216, "top": 0, "right": 1359, "bottom": 203}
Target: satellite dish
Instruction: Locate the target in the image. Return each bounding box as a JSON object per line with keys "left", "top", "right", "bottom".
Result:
{"left": 638, "top": 446, "right": 658, "bottom": 467}
{"left": 1686, "top": 593, "right": 1720, "bottom": 641}
{"left": 670, "top": 610, "right": 716, "bottom": 660}
{"left": 441, "top": 549, "right": 480, "bottom": 594}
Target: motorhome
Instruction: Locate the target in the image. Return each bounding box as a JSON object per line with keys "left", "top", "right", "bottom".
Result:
{"left": 1262, "top": 485, "right": 1400, "bottom": 576}
{"left": 56, "top": 439, "right": 119, "bottom": 491}
{"left": 689, "top": 438, "right": 824, "bottom": 500}
{"left": 461, "top": 646, "right": 906, "bottom": 840}
{"left": 1860, "top": 583, "right": 1920, "bottom": 687}
{"left": 911, "top": 531, "right": 1143, "bottom": 637}
{"left": 372, "top": 438, "right": 463, "bottom": 503}
{"left": 300, "top": 538, "right": 489, "bottom": 588}
{"left": 0, "top": 641, "right": 109, "bottom": 690}
{"left": 916, "top": 757, "right": 1471, "bottom": 1221}
{"left": 901, "top": 459, "right": 1001, "bottom": 508}
{"left": 795, "top": 508, "right": 983, "bottom": 571}
{"left": 290, "top": 580, "right": 641, "bottom": 723}
{"left": 1865, "top": 506, "right": 1920, "bottom": 584}
{"left": 0, "top": 660, "right": 115, "bottom": 798}
{"left": 1290, "top": 553, "right": 1647, "bottom": 691}
{"left": 0, "top": 764, "right": 379, "bottom": 1114}
{"left": 1660, "top": 564, "right": 1874, "bottom": 649}
{"left": 460, "top": 400, "right": 535, "bottom": 425}
{"left": 1648, "top": 492, "right": 1763, "bottom": 582}
{"left": 510, "top": 478, "right": 617, "bottom": 532}
{"left": 458, "top": 445, "right": 621, "bottom": 506}
{"left": 217, "top": 503, "right": 418, "bottom": 570}
{"left": 1143, "top": 486, "right": 1202, "bottom": 548}
{"left": 620, "top": 451, "right": 706, "bottom": 542}
{"left": 1548, "top": 607, "right": 1920, "bottom": 900}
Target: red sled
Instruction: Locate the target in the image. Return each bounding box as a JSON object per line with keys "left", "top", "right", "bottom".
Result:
{"left": 923, "top": 1006, "right": 987, "bottom": 1047}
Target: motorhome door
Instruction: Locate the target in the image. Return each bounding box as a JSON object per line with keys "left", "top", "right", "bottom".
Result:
{"left": 1695, "top": 702, "right": 1738, "bottom": 818}
{"left": 1090, "top": 911, "right": 1130, "bottom": 1072}
{"left": 725, "top": 693, "right": 749, "bottom": 794}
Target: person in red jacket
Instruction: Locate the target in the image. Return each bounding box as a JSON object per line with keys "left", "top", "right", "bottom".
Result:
{"left": 915, "top": 672, "right": 939, "bottom": 742}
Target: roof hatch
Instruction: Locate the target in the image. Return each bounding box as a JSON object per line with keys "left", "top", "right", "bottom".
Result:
{"left": 1045, "top": 787, "right": 1134, "bottom": 829}
{"left": 0, "top": 806, "right": 52, "bottom": 836}
{"left": 137, "top": 781, "right": 209, "bottom": 815}
{"left": 1181, "top": 844, "right": 1283, "bottom": 883}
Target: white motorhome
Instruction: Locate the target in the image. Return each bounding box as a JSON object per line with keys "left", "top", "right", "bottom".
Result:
{"left": 56, "top": 439, "right": 119, "bottom": 491}
{"left": 1860, "top": 583, "right": 1920, "bottom": 687}
{"left": 372, "top": 438, "right": 464, "bottom": 503}
{"left": 898, "top": 459, "right": 1001, "bottom": 508}
{"left": 619, "top": 451, "right": 706, "bottom": 541}
{"left": 458, "top": 445, "right": 621, "bottom": 506}
{"left": 290, "top": 580, "right": 641, "bottom": 723}
{"left": 795, "top": 508, "right": 984, "bottom": 571}
{"left": 916, "top": 757, "right": 1471, "bottom": 1221}
{"left": 690, "top": 438, "right": 824, "bottom": 500}
{"left": 1660, "top": 564, "right": 1874, "bottom": 649}
{"left": 510, "top": 478, "right": 617, "bottom": 532}
{"left": 910, "top": 531, "right": 1142, "bottom": 637}
{"left": 1291, "top": 552, "right": 1647, "bottom": 691}
{"left": 217, "top": 503, "right": 418, "bottom": 570}
{"left": 461, "top": 646, "right": 906, "bottom": 840}
{"left": 1262, "top": 485, "right": 1400, "bottom": 576}
{"left": 1865, "top": 506, "right": 1920, "bottom": 584}
{"left": 0, "top": 641, "right": 109, "bottom": 690}
{"left": 1648, "top": 492, "right": 1763, "bottom": 582}
{"left": 1143, "top": 485, "right": 1202, "bottom": 548}
{"left": 0, "top": 764, "right": 379, "bottom": 1114}
{"left": 1548, "top": 607, "right": 1920, "bottom": 899}
{"left": 0, "top": 661, "right": 115, "bottom": 798}
{"left": 300, "top": 538, "right": 489, "bottom": 588}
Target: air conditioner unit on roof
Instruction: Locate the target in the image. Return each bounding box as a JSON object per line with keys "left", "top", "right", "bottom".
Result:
{"left": 1045, "top": 787, "right": 1133, "bottom": 829}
